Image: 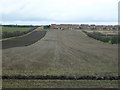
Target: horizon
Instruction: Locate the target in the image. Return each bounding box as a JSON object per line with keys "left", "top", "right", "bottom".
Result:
{"left": 1, "top": 22, "right": 118, "bottom": 26}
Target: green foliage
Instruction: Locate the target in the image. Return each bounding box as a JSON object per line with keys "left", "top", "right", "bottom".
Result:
{"left": 44, "top": 25, "right": 50, "bottom": 29}
{"left": 83, "top": 31, "right": 120, "bottom": 44}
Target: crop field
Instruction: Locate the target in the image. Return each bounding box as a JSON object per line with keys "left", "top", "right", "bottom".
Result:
{"left": 2, "top": 28, "right": 118, "bottom": 88}
{"left": 2, "top": 26, "right": 33, "bottom": 32}
{"left": 86, "top": 30, "right": 119, "bottom": 35}
{"left": 1, "top": 26, "right": 37, "bottom": 39}
{"left": 2, "top": 31, "right": 47, "bottom": 49}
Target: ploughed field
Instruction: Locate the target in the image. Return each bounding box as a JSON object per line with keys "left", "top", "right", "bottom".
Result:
{"left": 2, "top": 28, "right": 118, "bottom": 88}
{"left": 2, "top": 31, "right": 47, "bottom": 49}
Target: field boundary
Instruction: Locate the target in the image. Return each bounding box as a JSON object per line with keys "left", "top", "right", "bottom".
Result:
{"left": 0, "top": 27, "right": 40, "bottom": 41}
{"left": 82, "top": 31, "right": 119, "bottom": 44}
{"left": 2, "top": 75, "right": 119, "bottom": 80}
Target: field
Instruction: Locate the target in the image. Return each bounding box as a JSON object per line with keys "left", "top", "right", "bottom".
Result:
{"left": 2, "top": 28, "right": 118, "bottom": 88}
{"left": 2, "top": 31, "right": 47, "bottom": 49}
{"left": 2, "top": 26, "right": 33, "bottom": 32}
{"left": 3, "top": 80, "right": 118, "bottom": 88}
{"left": 86, "top": 30, "right": 119, "bottom": 35}
{"left": 1, "top": 26, "right": 36, "bottom": 39}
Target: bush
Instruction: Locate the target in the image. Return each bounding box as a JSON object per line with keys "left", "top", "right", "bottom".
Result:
{"left": 83, "top": 31, "right": 119, "bottom": 44}
{"left": 110, "top": 36, "right": 120, "bottom": 44}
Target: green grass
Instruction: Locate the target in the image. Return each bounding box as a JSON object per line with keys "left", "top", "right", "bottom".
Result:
{"left": 2, "top": 26, "right": 36, "bottom": 39}
{"left": 2, "top": 26, "right": 33, "bottom": 32}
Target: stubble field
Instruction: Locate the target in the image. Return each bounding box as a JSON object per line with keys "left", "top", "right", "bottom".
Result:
{"left": 2, "top": 28, "right": 118, "bottom": 88}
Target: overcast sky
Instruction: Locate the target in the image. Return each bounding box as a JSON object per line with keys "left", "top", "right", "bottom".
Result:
{"left": 0, "top": 0, "right": 119, "bottom": 25}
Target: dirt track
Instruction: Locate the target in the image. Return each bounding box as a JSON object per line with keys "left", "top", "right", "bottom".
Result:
{"left": 2, "top": 29, "right": 118, "bottom": 77}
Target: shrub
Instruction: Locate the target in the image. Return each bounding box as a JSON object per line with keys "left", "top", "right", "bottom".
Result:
{"left": 83, "top": 31, "right": 119, "bottom": 44}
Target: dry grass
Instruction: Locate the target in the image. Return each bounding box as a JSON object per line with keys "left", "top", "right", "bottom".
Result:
{"left": 2, "top": 30, "right": 118, "bottom": 88}
{"left": 86, "top": 30, "right": 118, "bottom": 35}
{"left": 3, "top": 80, "right": 118, "bottom": 88}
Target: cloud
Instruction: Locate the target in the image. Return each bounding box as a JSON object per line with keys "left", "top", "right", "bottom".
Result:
{"left": 0, "top": 0, "right": 119, "bottom": 25}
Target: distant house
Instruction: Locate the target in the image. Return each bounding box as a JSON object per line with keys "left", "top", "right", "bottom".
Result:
{"left": 50, "top": 24, "right": 119, "bottom": 30}
{"left": 90, "top": 24, "right": 96, "bottom": 30}
{"left": 50, "top": 24, "right": 81, "bottom": 30}
{"left": 80, "top": 24, "right": 89, "bottom": 30}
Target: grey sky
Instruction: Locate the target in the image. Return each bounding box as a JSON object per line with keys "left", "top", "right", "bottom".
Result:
{"left": 0, "top": 0, "right": 119, "bottom": 25}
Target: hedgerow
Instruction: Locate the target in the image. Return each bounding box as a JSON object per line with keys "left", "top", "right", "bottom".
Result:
{"left": 83, "top": 31, "right": 120, "bottom": 44}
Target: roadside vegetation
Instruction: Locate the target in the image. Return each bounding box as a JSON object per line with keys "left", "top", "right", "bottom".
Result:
{"left": 83, "top": 31, "right": 120, "bottom": 44}
{"left": 2, "top": 25, "right": 38, "bottom": 39}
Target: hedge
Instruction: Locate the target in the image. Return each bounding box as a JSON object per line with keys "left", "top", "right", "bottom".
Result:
{"left": 83, "top": 31, "right": 120, "bottom": 44}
